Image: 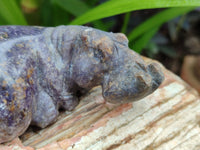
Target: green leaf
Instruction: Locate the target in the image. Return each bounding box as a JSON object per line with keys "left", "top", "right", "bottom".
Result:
{"left": 128, "top": 7, "right": 195, "bottom": 41}
{"left": 0, "top": 0, "right": 27, "bottom": 25}
{"left": 0, "top": 16, "right": 7, "bottom": 25}
{"left": 53, "top": 0, "right": 112, "bottom": 31}
{"left": 128, "top": 7, "right": 195, "bottom": 53}
{"left": 52, "top": 4, "right": 70, "bottom": 26}
{"left": 70, "top": 0, "right": 200, "bottom": 25}
{"left": 131, "top": 27, "right": 160, "bottom": 53}
{"left": 84, "top": 0, "right": 99, "bottom": 7}
{"left": 53, "top": 0, "right": 89, "bottom": 17}
{"left": 40, "top": 0, "right": 54, "bottom": 26}
{"left": 121, "top": 12, "right": 131, "bottom": 34}
{"left": 92, "top": 20, "right": 115, "bottom": 31}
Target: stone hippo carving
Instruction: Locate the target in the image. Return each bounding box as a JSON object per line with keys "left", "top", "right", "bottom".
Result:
{"left": 0, "top": 25, "right": 164, "bottom": 143}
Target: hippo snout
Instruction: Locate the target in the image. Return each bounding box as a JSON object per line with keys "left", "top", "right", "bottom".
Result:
{"left": 146, "top": 63, "right": 164, "bottom": 91}
{"left": 102, "top": 61, "right": 164, "bottom": 104}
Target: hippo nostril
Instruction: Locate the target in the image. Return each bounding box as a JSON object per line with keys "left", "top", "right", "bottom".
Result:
{"left": 137, "top": 75, "right": 146, "bottom": 86}
{"left": 135, "top": 73, "right": 152, "bottom": 88}
{"left": 147, "top": 63, "right": 164, "bottom": 90}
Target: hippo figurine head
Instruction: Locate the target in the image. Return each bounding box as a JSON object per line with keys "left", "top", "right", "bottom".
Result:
{"left": 0, "top": 25, "right": 164, "bottom": 143}
{"left": 71, "top": 27, "right": 164, "bottom": 104}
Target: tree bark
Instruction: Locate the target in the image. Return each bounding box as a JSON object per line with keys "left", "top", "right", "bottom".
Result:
{"left": 1, "top": 57, "right": 200, "bottom": 150}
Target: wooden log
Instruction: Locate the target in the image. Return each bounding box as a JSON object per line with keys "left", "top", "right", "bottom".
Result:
{"left": 1, "top": 57, "right": 200, "bottom": 150}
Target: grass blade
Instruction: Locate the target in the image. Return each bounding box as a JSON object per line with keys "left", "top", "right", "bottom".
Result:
{"left": 121, "top": 12, "right": 131, "bottom": 33}
{"left": 131, "top": 27, "right": 159, "bottom": 53}
{"left": 54, "top": 0, "right": 112, "bottom": 30}
{"left": 128, "top": 7, "right": 195, "bottom": 41}
{"left": 70, "top": 0, "right": 200, "bottom": 25}
{"left": 0, "top": 0, "right": 27, "bottom": 25}
{"left": 53, "top": 0, "right": 89, "bottom": 17}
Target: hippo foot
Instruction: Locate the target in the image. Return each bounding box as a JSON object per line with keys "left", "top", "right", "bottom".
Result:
{"left": 60, "top": 95, "right": 79, "bottom": 111}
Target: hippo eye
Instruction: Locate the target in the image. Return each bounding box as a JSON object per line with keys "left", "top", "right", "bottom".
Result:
{"left": 94, "top": 48, "right": 105, "bottom": 62}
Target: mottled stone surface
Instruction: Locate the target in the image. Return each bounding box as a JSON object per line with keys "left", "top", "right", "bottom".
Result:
{"left": 0, "top": 25, "right": 164, "bottom": 143}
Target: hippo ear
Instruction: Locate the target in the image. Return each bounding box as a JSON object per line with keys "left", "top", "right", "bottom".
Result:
{"left": 94, "top": 44, "right": 111, "bottom": 62}
{"left": 114, "top": 33, "right": 129, "bottom": 46}
{"left": 80, "top": 34, "right": 90, "bottom": 46}
{"left": 80, "top": 28, "right": 94, "bottom": 46}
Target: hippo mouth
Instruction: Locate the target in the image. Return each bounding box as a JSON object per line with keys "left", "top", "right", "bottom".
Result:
{"left": 102, "top": 63, "right": 164, "bottom": 104}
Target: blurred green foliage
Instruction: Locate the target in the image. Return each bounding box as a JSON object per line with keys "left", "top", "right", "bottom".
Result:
{"left": 0, "top": 0, "right": 199, "bottom": 53}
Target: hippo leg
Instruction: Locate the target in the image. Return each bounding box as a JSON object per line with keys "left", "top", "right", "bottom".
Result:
{"left": 0, "top": 101, "right": 32, "bottom": 143}
{"left": 59, "top": 94, "right": 79, "bottom": 111}
{"left": 31, "top": 87, "right": 59, "bottom": 128}
{"left": 0, "top": 81, "right": 33, "bottom": 143}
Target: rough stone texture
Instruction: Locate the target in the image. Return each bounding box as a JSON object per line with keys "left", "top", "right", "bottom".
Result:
{"left": 1, "top": 57, "right": 200, "bottom": 150}
{"left": 0, "top": 25, "right": 164, "bottom": 143}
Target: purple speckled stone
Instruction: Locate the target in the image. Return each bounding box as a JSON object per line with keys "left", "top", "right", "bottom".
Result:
{"left": 0, "top": 25, "right": 164, "bottom": 143}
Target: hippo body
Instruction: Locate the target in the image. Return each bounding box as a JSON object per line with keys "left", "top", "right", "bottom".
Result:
{"left": 0, "top": 25, "right": 164, "bottom": 143}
